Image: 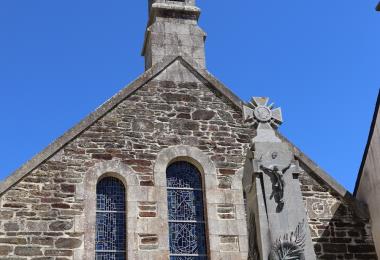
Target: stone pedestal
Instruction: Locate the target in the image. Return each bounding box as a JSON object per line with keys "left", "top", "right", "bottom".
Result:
{"left": 251, "top": 142, "right": 316, "bottom": 260}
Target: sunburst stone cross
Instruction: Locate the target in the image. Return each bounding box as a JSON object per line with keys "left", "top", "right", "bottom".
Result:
{"left": 243, "top": 97, "right": 283, "bottom": 130}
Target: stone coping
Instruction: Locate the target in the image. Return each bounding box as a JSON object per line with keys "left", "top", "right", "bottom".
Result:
{"left": 152, "top": 3, "right": 201, "bottom": 14}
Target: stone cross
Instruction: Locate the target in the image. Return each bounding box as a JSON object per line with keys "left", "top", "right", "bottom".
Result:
{"left": 243, "top": 97, "right": 316, "bottom": 260}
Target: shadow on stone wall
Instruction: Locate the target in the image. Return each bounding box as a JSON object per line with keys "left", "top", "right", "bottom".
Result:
{"left": 299, "top": 168, "right": 378, "bottom": 259}
{"left": 310, "top": 202, "right": 377, "bottom": 259}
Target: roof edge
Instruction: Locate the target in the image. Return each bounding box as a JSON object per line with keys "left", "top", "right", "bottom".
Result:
{"left": 354, "top": 90, "right": 380, "bottom": 196}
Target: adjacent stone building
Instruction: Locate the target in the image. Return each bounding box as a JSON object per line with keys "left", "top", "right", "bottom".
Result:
{"left": 355, "top": 92, "right": 380, "bottom": 257}
{"left": 0, "top": 0, "right": 378, "bottom": 259}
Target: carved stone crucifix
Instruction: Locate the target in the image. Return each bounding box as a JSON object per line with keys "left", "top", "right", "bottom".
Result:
{"left": 242, "top": 97, "right": 316, "bottom": 260}
{"left": 260, "top": 164, "right": 291, "bottom": 211}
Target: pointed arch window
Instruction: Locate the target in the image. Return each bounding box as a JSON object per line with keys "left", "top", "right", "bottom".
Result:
{"left": 96, "top": 177, "right": 126, "bottom": 260}
{"left": 166, "top": 161, "right": 208, "bottom": 260}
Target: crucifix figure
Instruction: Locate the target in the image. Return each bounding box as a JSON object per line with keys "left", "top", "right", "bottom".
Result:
{"left": 260, "top": 164, "right": 291, "bottom": 212}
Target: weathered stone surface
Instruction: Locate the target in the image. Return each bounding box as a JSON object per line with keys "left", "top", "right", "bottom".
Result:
{"left": 138, "top": 202, "right": 157, "bottom": 218}
{"left": 4, "top": 222, "right": 19, "bottom": 231}
{"left": 218, "top": 175, "right": 232, "bottom": 189}
{"left": 217, "top": 204, "right": 235, "bottom": 220}
{"left": 55, "top": 238, "right": 82, "bottom": 249}
{"left": 139, "top": 234, "right": 159, "bottom": 251}
{"left": 0, "top": 237, "right": 27, "bottom": 245}
{"left": 192, "top": 109, "right": 216, "bottom": 120}
{"left": 172, "top": 119, "right": 200, "bottom": 131}
{"left": 49, "top": 221, "right": 73, "bottom": 231}
{"left": 0, "top": 245, "right": 12, "bottom": 255}
{"left": 91, "top": 153, "right": 112, "bottom": 160}
{"left": 161, "top": 93, "right": 197, "bottom": 103}
{"left": 60, "top": 184, "right": 75, "bottom": 193}
{"left": 14, "top": 246, "right": 43, "bottom": 256}
{"left": 44, "top": 249, "right": 72, "bottom": 256}
{"left": 26, "top": 221, "right": 49, "bottom": 232}
{"left": 220, "top": 236, "right": 239, "bottom": 252}
{"left": 132, "top": 119, "right": 154, "bottom": 132}
{"left": 3, "top": 203, "right": 27, "bottom": 209}
{"left": 16, "top": 211, "right": 36, "bottom": 217}
{"left": 0, "top": 211, "right": 13, "bottom": 220}
{"left": 31, "top": 237, "right": 54, "bottom": 246}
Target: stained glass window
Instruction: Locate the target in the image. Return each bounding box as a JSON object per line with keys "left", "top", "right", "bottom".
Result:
{"left": 167, "top": 162, "right": 208, "bottom": 260}
{"left": 96, "top": 177, "right": 126, "bottom": 260}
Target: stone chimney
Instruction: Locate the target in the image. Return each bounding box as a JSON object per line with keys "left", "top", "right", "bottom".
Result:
{"left": 142, "top": 0, "right": 206, "bottom": 70}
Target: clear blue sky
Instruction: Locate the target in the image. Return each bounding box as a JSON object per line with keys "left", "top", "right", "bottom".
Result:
{"left": 0, "top": 1, "right": 379, "bottom": 192}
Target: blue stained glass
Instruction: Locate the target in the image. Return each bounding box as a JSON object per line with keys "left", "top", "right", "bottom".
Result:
{"left": 97, "top": 178, "right": 126, "bottom": 212}
{"left": 96, "top": 177, "right": 126, "bottom": 260}
{"left": 170, "top": 257, "right": 208, "bottom": 260}
{"left": 96, "top": 252, "right": 125, "bottom": 260}
{"left": 96, "top": 212, "right": 126, "bottom": 251}
{"left": 169, "top": 223, "right": 207, "bottom": 255}
{"left": 167, "top": 189, "right": 204, "bottom": 221}
{"left": 167, "top": 162, "right": 202, "bottom": 189}
{"left": 167, "top": 162, "right": 208, "bottom": 259}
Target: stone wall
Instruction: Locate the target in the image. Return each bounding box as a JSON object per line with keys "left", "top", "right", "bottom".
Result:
{"left": 300, "top": 166, "right": 378, "bottom": 259}
{"left": 0, "top": 63, "right": 253, "bottom": 259}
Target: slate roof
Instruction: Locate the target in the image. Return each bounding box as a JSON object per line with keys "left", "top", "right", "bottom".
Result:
{"left": 0, "top": 55, "right": 368, "bottom": 217}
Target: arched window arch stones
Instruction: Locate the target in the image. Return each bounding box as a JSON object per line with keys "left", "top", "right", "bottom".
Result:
{"left": 154, "top": 145, "right": 249, "bottom": 258}
{"left": 78, "top": 147, "right": 248, "bottom": 259}
{"left": 82, "top": 160, "right": 138, "bottom": 260}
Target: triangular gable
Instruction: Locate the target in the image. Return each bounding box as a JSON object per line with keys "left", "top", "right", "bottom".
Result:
{"left": 0, "top": 55, "right": 367, "bottom": 216}
{"left": 0, "top": 56, "right": 241, "bottom": 195}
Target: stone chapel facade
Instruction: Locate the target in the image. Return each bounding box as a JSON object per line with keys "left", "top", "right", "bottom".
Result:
{"left": 0, "top": 0, "right": 378, "bottom": 259}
